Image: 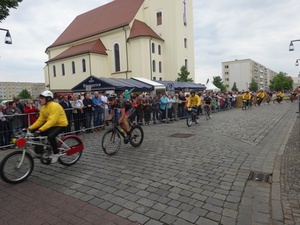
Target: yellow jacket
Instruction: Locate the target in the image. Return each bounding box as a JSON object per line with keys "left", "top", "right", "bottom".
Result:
{"left": 29, "top": 101, "right": 68, "bottom": 131}
{"left": 257, "top": 92, "right": 265, "bottom": 98}
{"left": 278, "top": 92, "right": 284, "bottom": 98}
{"left": 187, "top": 94, "right": 201, "bottom": 107}
{"left": 242, "top": 93, "right": 251, "bottom": 100}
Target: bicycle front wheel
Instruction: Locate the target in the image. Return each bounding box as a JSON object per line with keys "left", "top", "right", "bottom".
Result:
{"left": 0, "top": 151, "right": 34, "bottom": 184}
{"left": 58, "top": 136, "right": 83, "bottom": 166}
{"left": 102, "top": 129, "right": 121, "bottom": 155}
{"left": 130, "top": 125, "right": 144, "bottom": 147}
{"left": 195, "top": 114, "right": 200, "bottom": 124}
{"left": 186, "top": 115, "right": 192, "bottom": 127}
{"left": 205, "top": 108, "right": 210, "bottom": 120}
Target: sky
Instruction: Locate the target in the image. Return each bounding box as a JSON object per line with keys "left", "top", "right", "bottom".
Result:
{"left": 0, "top": 0, "right": 300, "bottom": 85}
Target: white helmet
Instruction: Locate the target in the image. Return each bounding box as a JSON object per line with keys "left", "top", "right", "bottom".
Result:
{"left": 40, "top": 90, "right": 54, "bottom": 100}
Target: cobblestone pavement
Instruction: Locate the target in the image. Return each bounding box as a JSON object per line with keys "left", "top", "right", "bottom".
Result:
{"left": 0, "top": 101, "right": 298, "bottom": 225}
{"left": 281, "top": 114, "right": 300, "bottom": 225}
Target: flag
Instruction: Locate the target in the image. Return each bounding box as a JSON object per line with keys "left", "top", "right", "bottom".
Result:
{"left": 206, "top": 78, "right": 209, "bottom": 85}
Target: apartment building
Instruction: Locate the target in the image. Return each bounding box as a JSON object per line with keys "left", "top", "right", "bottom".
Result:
{"left": 222, "top": 59, "right": 278, "bottom": 91}
{"left": 0, "top": 82, "right": 45, "bottom": 100}
{"left": 44, "top": 0, "right": 195, "bottom": 92}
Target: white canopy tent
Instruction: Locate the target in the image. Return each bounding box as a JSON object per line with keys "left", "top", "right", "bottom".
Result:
{"left": 205, "top": 82, "right": 220, "bottom": 92}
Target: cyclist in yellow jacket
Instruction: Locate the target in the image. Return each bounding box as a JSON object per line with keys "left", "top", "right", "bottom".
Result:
{"left": 275, "top": 91, "right": 284, "bottom": 103}
{"left": 29, "top": 91, "right": 68, "bottom": 163}
{"left": 256, "top": 90, "right": 265, "bottom": 106}
{"left": 242, "top": 90, "right": 251, "bottom": 110}
{"left": 187, "top": 91, "right": 201, "bottom": 115}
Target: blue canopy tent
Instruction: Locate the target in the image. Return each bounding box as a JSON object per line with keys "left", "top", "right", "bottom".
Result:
{"left": 71, "top": 76, "right": 115, "bottom": 92}
{"left": 71, "top": 76, "right": 153, "bottom": 93}
{"left": 100, "top": 77, "right": 153, "bottom": 92}
{"left": 156, "top": 81, "right": 206, "bottom": 91}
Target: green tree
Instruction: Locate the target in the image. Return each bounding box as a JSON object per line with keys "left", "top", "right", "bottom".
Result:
{"left": 176, "top": 66, "right": 193, "bottom": 82}
{"left": 231, "top": 82, "right": 238, "bottom": 91}
{"left": 212, "top": 76, "right": 226, "bottom": 92}
{"left": 18, "top": 89, "right": 31, "bottom": 99}
{"left": 269, "top": 72, "right": 293, "bottom": 91}
{"left": 249, "top": 78, "right": 258, "bottom": 92}
{"left": 0, "top": 0, "right": 23, "bottom": 22}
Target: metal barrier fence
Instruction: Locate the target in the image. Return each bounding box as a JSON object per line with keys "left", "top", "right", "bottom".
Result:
{"left": 0, "top": 102, "right": 238, "bottom": 149}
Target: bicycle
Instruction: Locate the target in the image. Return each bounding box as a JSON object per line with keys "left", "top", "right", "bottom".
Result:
{"left": 273, "top": 96, "right": 283, "bottom": 104}
{"left": 0, "top": 129, "right": 84, "bottom": 184}
{"left": 242, "top": 99, "right": 249, "bottom": 110}
{"left": 102, "top": 119, "right": 144, "bottom": 155}
{"left": 203, "top": 104, "right": 211, "bottom": 120}
{"left": 186, "top": 106, "right": 200, "bottom": 127}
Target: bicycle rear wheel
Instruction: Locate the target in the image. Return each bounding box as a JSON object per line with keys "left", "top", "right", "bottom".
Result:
{"left": 0, "top": 151, "right": 34, "bottom": 184}
{"left": 102, "top": 129, "right": 121, "bottom": 155}
{"left": 58, "top": 136, "right": 83, "bottom": 166}
{"left": 130, "top": 125, "right": 144, "bottom": 147}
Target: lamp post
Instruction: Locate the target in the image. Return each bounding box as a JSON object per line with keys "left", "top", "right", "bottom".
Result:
{"left": 0, "top": 28, "right": 12, "bottom": 44}
{"left": 289, "top": 39, "right": 300, "bottom": 116}
{"left": 289, "top": 39, "right": 300, "bottom": 51}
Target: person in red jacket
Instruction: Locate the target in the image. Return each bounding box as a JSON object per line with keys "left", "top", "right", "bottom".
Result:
{"left": 24, "top": 99, "right": 40, "bottom": 126}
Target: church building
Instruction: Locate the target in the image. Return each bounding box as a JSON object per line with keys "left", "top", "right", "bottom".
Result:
{"left": 44, "top": 0, "right": 195, "bottom": 92}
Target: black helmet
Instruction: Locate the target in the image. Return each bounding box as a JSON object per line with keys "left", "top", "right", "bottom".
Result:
{"left": 107, "top": 93, "right": 117, "bottom": 101}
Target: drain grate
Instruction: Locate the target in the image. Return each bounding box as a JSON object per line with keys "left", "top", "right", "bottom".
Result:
{"left": 248, "top": 171, "right": 272, "bottom": 183}
{"left": 169, "top": 133, "right": 195, "bottom": 138}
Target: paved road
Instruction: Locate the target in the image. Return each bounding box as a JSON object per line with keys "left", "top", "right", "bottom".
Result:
{"left": 0, "top": 101, "right": 298, "bottom": 225}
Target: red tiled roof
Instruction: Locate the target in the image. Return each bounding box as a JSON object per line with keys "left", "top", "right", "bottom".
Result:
{"left": 48, "top": 0, "right": 144, "bottom": 49}
{"left": 129, "top": 20, "right": 164, "bottom": 41}
{"left": 47, "top": 39, "right": 107, "bottom": 62}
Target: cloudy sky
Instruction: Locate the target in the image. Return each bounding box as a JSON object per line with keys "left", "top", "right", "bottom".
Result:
{"left": 0, "top": 0, "right": 299, "bottom": 84}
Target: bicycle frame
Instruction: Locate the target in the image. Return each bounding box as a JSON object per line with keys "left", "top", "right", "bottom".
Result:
{"left": 14, "top": 131, "right": 82, "bottom": 160}
{"left": 107, "top": 121, "right": 127, "bottom": 139}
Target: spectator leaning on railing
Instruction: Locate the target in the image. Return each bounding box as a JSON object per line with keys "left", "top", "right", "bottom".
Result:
{"left": 24, "top": 99, "right": 40, "bottom": 126}
{"left": 0, "top": 104, "right": 10, "bottom": 149}
{"left": 6, "top": 101, "right": 22, "bottom": 137}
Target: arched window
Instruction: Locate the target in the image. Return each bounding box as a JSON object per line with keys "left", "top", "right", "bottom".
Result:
{"left": 185, "top": 59, "right": 188, "bottom": 70}
{"left": 152, "top": 60, "right": 156, "bottom": 72}
{"left": 61, "top": 64, "right": 65, "bottom": 76}
{"left": 53, "top": 65, "right": 56, "bottom": 77}
{"left": 158, "top": 45, "right": 161, "bottom": 55}
{"left": 159, "top": 61, "right": 162, "bottom": 73}
{"left": 114, "top": 43, "right": 120, "bottom": 72}
{"left": 153, "top": 77, "right": 156, "bottom": 81}
{"left": 72, "top": 61, "right": 76, "bottom": 74}
{"left": 152, "top": 43, "right": 155, "bottom": 54}
{"left": 82, "top": 59, "right": 86, "bottom": 72}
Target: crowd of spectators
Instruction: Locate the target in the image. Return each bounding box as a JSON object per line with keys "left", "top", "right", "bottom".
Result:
{"left": 0, "top": 89, "right": 298, "bottom": 150}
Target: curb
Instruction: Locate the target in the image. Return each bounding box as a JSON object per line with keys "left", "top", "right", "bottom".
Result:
{"left": 271, "top": 113, "right": 298, "bottom": 224}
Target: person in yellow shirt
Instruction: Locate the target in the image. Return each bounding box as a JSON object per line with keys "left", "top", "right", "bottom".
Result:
{"left": 256, "top": 90, "right": 265, "bottom": 106}
{"left": 29, "top": 91, "right": 68, "bottom": 163}
{"left": 242, "top": 90, "right": 251, "bottom": 110}
{"left": 275, "top": 91, "right": 284, "bottom": 103}
{"left": 187, "top": 91, "right": 201, "bottom": 115}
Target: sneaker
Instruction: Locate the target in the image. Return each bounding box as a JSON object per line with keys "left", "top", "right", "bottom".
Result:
{"left": 51, "top": 154, "right": 59, "bottom": 163}
{"left": 124, "top": 134, "right": 131, "bottom": 142}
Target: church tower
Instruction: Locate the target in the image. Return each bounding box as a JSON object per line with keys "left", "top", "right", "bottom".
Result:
{"left": 141, "top": 0, "right": 195, "bottom": 81}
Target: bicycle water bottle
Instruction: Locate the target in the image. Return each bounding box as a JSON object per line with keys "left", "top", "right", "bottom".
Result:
{"left": 120, "top": 129, "right": 126, "bottom": 135}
